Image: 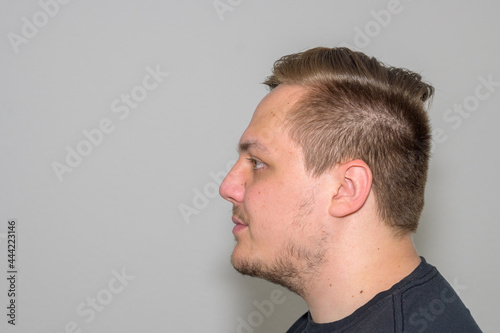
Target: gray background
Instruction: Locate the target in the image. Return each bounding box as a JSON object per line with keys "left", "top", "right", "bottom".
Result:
{"left": 1, "top": 0, "right": 498, "bottom": 332}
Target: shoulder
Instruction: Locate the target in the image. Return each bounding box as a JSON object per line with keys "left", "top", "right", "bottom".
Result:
{"left": 398, "top": 258, "right": 482, "bottom": 332}
{"left": 286, "top": 311, "right": 308, "bottom": 333}
{"left": 285, "top": 258, "right": 482, "bottom": 333}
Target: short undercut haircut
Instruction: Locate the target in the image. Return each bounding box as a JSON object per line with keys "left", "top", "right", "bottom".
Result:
{"left": 264, "top": 47, "right": 434, "bottom": 234}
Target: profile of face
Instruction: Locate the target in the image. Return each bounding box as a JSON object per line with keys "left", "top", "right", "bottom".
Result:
{"left": 219, "top": 85, "right": 333, "bottom": 295}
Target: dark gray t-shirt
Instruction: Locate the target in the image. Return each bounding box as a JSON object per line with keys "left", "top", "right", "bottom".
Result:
{"left": 287, "top": 257, "right": 481, "bottom": 333}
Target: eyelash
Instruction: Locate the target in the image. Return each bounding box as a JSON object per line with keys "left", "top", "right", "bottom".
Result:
{"left": 246, "top": 157, "right": 266, "bottom": 171}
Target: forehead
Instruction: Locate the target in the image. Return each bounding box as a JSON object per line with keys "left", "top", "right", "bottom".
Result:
{"left": 239, "top": 85, "right": 306, "bottom": 152}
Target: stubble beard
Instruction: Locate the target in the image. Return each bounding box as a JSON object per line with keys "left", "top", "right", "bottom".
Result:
{"left": 231, "top": 198, "right": 327, "bottom": 297}
{"left": 231, "top": 241, "right": 326, "bottom": 297}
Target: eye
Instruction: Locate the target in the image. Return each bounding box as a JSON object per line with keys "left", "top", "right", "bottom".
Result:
{"left": 247, "top": 157, "right": 266, "bottom": 170}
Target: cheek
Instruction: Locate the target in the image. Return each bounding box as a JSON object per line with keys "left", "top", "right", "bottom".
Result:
{"left": 245, "top": 181, "right": 303, "bottom": 229}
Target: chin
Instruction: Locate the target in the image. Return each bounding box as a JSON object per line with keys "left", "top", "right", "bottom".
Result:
{"left": 230, "top": 248, "right": 306, "bottom": 296}
{"left": 230, "top": 246, "right": 249, "bottom": 272}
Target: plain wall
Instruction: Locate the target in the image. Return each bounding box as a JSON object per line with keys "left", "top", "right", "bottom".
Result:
{"left": 1, "top": 0, "right": 498, "bottom": 332}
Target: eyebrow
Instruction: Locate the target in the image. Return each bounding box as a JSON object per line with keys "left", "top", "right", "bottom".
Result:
{"left": 237, "top": 140, "right": 270, "bottom": 154}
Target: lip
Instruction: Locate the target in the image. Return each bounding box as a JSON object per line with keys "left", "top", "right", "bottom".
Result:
{"left": 232, "top": 216, "right": 248, "bottom": 234}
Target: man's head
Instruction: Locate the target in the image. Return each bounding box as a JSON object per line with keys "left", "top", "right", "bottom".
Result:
{"left": 263, "top": 47, "right": 434, "bottom": 234}
{"left": 219, "top": 47, "right": 433, "bottom": 292}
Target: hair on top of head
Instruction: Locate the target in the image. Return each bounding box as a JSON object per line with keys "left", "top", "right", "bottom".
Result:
{"left": 264, "top": 47, "right": 434, "bottom": 104}
{"left": 263, "top": 47, "right": 434, "bottom": 235}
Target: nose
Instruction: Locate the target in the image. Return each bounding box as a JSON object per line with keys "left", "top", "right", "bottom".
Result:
{"left": 219, "top": 161, "right": 245, "bottom": 204}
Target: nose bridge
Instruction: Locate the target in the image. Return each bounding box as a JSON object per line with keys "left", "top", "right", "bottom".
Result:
{"left": 219, "top": 159, "right": 245, "bottom": 203}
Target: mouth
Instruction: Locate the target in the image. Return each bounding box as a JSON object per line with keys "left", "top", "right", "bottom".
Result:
{"left": 232, "top": 216, "right": 248, "bottom": 234}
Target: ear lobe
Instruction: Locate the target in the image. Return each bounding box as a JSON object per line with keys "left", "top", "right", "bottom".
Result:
{"left": 329, "top": 160, "right": 372, "bottom": 218}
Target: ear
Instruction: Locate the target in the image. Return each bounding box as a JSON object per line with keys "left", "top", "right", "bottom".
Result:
{"left": 329, "top": 159, "right": 372, "bottom": 218}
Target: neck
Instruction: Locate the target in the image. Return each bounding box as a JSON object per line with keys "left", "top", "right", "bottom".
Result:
{"left": 300, "top": 223, "right": 421, "bottom": 324}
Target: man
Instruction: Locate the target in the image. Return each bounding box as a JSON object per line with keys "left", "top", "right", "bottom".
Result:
{"left": 219, "top": 47, "right": 481, "bottom": 332}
